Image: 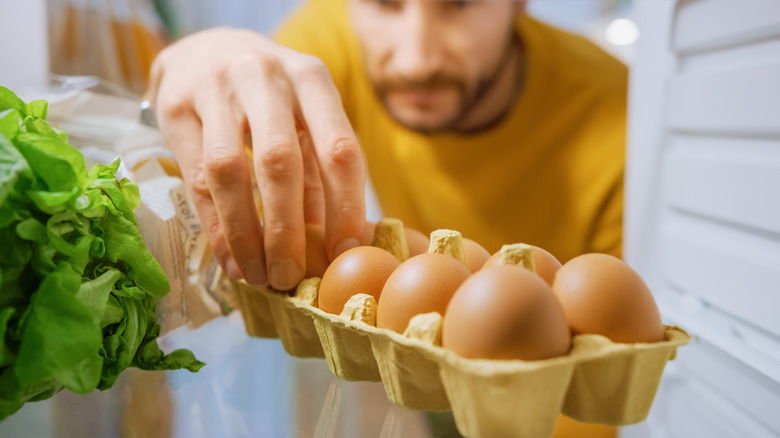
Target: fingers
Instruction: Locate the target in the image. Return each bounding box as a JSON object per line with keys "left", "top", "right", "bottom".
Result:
{"left": 299, "top": 128, "right": 326, "bottom": 225}
{"left": 287, "top": 55, "right": 366, "bottom": 261}
{"left": 154, "top": 103, "right": 240, "bottom": 280}
{"left": 150, "top": 32, "right": 364, "bottom": 292}
{"left": 241, "top": 64, "right": 306, "bottom": 290}
{"left": 198, "top": 95, "right": 268, "bottom": 286}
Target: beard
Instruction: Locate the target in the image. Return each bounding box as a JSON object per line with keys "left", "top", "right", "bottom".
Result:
{"left": 369, "top": 38, "right": 518, "bottom": 135}
{"left": 372, "top": 73, "right": 492, "bottom": 135}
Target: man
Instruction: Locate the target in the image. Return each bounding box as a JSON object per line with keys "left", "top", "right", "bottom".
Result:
{"left": 150, "top": 1, "right": 625, "bottom": 435}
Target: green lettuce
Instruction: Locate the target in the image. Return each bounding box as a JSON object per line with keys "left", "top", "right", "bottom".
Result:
{"left": 0, "top": 86, "right": 203, "bottom": 421}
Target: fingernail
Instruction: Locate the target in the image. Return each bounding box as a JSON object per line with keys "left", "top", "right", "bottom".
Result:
{"left": 270, "top": 259, "right": 303, "bottom": 290}
{"left": 245, "top": 259, "right": 268, "bottom": 286}
{"left": 334, "top": 238, "right": 360, "bottom": 258}
{"left": 225, "top": 258, "right": 242, "bottom": 279}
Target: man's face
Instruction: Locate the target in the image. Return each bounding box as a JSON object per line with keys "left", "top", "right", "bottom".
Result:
{"left": 349, "top": 0, "right": 520, "bottom": 134}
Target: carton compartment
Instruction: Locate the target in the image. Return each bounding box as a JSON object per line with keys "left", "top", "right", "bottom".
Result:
{"left": 311, "top": 310, "right": 381, "bottom": 382}
{"left": 234, "top": 281, "right": 692, "bottom": 436}
{"left": 269, "top": 295, "right": 326, "bottom": 359}
{"left": 370, "top": 331, "right": 450, "bottom": 412}
{"left": 234, "top": 283, "right": 278, "bottom": 338}
{"left": 439, "top": 352, "right": 578, "bottom": 438}
{"left": 562, "top": 326, "right": 690, "bottom": 425}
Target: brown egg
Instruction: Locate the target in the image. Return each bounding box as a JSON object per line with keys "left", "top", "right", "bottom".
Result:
{"left": 404, "top": 227, "right": 430, "bottom": 257}
{"left": 304, "top": 223, "right": 329, "bottom": 278}
{"left": 463, "top": 238, "right": 491, "bottom": 273}
{"left": 483, "top": 244, "right": 562, "bottom": 285}
{"left": 552, "top": 253, "right": 664, "bottom": 343}
{"left": 443, "top": 265, "right": 571, "bottom": 360}
{"left": 319, "top": 246, "right": 401, "bottom": 315}
{"left": 376, "top": 253, "right": 471, "bottom": 334}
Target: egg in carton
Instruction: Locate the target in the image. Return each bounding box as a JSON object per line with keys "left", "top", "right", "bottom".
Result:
{"left": 234, "top": 220, "right": 691, "bottom": 437}
{"left": 440, "top": 325, "right": 688, "bottom": 437}
{"left": 237, "top": 283, "right": 688, "bottom": 437}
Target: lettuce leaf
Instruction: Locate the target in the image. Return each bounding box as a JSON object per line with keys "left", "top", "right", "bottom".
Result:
{"left": 15, "top": 263, "right": 101, "bottom": 392}
{"left": 0, "top": 86, "right": 203, "bottom": 421}
{"left": 0, "top": 308, "right": 15, "bottom": 368}
{"left": 0, "top": 126, "right": 31, "bottom": 207}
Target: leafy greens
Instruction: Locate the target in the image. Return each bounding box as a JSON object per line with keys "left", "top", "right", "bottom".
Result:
{"left": 0, "top": 86, "right": 204, "bottom": 420}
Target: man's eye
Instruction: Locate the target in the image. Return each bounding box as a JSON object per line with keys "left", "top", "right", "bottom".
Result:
{"left": 376, "top": 0, "right": 402, "bottom": 11}
{"left": 450, "top": 0, "right": 472, "bottom": 9}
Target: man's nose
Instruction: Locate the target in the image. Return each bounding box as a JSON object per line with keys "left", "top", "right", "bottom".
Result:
{"left": 390, "top": 4, "right": 445, "bottom": 80}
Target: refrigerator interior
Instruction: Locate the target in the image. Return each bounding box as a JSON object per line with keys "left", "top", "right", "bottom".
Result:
{"left": 624, "top": 0, "right": 780, "bottom": 437}
{"left": 2, "top": 0, "right": 779, "bottom": 437}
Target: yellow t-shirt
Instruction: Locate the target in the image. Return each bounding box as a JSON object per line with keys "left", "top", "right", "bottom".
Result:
{"left": 274, "top": 0, "right": 627, "bottom": 264}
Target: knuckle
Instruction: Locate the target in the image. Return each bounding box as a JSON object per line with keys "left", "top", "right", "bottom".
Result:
{"left": 236, "top": 51, "right": 284, "bottom": 78}
{"left": 207, "top": 61, "right": 232, "bottom": 89}
{"left": 222, "top": 221, "right": 256, "bottom": 245}
{"left": 290, "top": 55, "right": 329, "bottom": 82}
{"left": 259, "top": 142, "right": 301, "bottom": 180}
{"left": 225, "top": 51, "right": 292, "bottom": 96}
{"left": 334, "top": 202, "right": 363, "bottom": 221}
{"left": 325, "top": 137, "right": 363, "bottom": 170}
{"left": 156, "top": 91, "right": 193, "bottom": 121}
{"left": 263, "top": 221, "right": 297, "bottom": 245}
{"left": 205, "top": 153, "right": 248, "bottom": 188}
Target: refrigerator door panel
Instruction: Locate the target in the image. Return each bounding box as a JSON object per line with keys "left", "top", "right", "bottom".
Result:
{"left": 626, "top": 0, "right": 780, "bottom": 436}
{"left": 671, "top": 0, "right": 780, "bottom": 53}
{"left": 658, "top": 212, "right": 780, "bottom": 339}
{"left": 645, "top": 362, "right": 777, "bottom": 438}
{"left": 662, "top": 135, "right": 780, "bottom": 236}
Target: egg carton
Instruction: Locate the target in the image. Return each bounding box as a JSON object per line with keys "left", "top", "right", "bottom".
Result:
{"left": 234, "top": 280, "right": 690, "bottom": 438}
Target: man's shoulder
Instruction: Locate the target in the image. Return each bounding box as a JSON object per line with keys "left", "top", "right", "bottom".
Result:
{"left": 273, "top": 0, "right": 350, "bottom": 48}
{"left": 273, "top": 0, "right": 356, "bottom": 102}
{"left": 521, "top": 16, "right": 628, "bottom": 95}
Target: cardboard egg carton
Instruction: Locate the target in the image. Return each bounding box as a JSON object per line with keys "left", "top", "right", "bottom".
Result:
{"left": 235, "top": 280, "right": 690, "bottom": 438}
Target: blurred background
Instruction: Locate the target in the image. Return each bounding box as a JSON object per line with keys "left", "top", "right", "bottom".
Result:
{"left": 2, "top": 1, "right": 779, "bottom": 438}
{"left": 1, "top": 2, "right": 640, "bottom": 438}
{"left": 154, "top": 0, "right": 637, "bottom": 61}
{"left": 36, "top": 0, "right": 639, "bottom": 96}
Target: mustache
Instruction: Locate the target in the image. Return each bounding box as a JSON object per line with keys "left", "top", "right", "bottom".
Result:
{"left": 375, "top": 73, "right": 465, "bottom": 92}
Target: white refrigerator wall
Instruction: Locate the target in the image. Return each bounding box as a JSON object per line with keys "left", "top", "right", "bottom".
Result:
{"left": 0, "top": 0, "right": 49, "bottom": 93}
{"left": 624, "top": 0, "right": 780, "bottom": 437}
